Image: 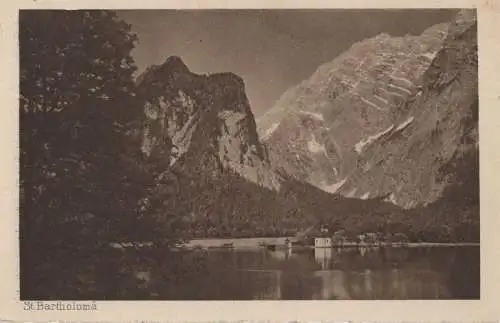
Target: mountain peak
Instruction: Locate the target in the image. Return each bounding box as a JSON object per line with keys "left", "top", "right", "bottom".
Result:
{"left": 135, "top": 56, "right": 191, "bottom": 86}
{"left": 137, "top": 58, "right": 281, "bottom": 191}
{"left": 161, "top": 55, "right": 191, "bottom": 74}
{"left": 257, "top": 11, "right": 477, "bottom": 209}
{"left": 447, "top": 9, "right": 476, "bottom": 37}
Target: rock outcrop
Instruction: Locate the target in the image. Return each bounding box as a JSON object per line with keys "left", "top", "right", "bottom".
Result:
{"left": 137, "top": 56, "right": 280, "bottom": 190}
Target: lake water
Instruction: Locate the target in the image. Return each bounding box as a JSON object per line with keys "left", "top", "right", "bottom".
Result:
{"left": 72, "top": 246, "right": 479, "bottom": 300}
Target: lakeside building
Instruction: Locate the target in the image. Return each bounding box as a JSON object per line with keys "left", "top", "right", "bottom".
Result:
{"left": 314, "top": 227, "right": 336, "bottom": 248}
{"left": 314, "top": 236, "right": 333, "bottom": 248}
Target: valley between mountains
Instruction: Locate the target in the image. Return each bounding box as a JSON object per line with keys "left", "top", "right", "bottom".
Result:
{"left": 136, "top": 9, "right": 478, "bottom": 242}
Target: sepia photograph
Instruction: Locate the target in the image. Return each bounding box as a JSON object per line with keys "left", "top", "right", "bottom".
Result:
{"left": 19, "top": 8, "right": 479, "bottom": 301}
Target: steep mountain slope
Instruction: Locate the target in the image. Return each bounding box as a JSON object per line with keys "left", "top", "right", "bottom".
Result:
{"left": 136, "top": 56, "right": 280, "bottom": 190}
{"left": 258, "top": 10, "right": 477, "bottom": 209}
{"left": 135, "top": 56, "right": 412, "bottom": 239}
{"left": 337, "top": 10, "right": 478, "bottom": 208}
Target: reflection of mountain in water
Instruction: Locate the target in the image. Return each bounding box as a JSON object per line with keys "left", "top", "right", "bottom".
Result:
{"left": 64, "top": 247, "right": 478, "bottom": 300}
{"left": 309, "top": 247, "right": 461, "bottom": 299}
{"left": 314, "top": 246, "right": 382, "bottom": 270}
{"left": 313, "top": 267, "right": 450, "bottom": 300}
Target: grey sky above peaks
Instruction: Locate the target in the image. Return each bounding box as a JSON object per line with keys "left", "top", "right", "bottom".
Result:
{"left": 118, "top": 9, "right": 456, "bottom": 116}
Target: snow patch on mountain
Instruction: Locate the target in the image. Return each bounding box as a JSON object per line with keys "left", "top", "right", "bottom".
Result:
{"left": 390, "top": 75, "right": 414, "bottom": 87}
{"left": 261, "top": 122, "right": 280, "bottom": 140}
{"left": 322, "top": 178, "right": 347, "bottom": 194}
{"left": 355, "top": 125, "right": 394, "bottom": 154}
{"left": 359, "top": 96, "right": 384, "bottom": 110}
{"left": 374, "top": 95, "right": 389, "bottom": 104}
{"left": 395, "top": 116, "right": 415, "bottom": 132}
{"left": 420, "top": 51, "right": 438, "bottom": 60}
{"left": 384, "top": 193, "right": 398, "bottom": 205}
{"left": 387, "top": 82, "right": 412, "bottom": 94}
{"left": 346, "top": 188, "right": 358, "bottom": 198}
{"left": 307, "top": 135, "right": 327, "bottom": 154}
{"left": 380, "top": 87, "right": 406, "bottom": 98}
{"left": 299, "top": 111, "right": 325, "bottom": 121}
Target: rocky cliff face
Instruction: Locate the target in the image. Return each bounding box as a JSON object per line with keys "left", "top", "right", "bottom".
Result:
{"left": 258, "top": 10, "right": 477, "bottom": 209}
{"left": 137, "top": 56, "right": 280, "bottom": 190}
{"left": 134, "top": 56, "right": 410, "bottom": 238}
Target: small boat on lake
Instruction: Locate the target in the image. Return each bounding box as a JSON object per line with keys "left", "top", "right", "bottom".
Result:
{"left": 266, "top": 241, "right": 294, "bottom": 251}
{"left": 221, "top": 242, "right": 234, "bottom": 249}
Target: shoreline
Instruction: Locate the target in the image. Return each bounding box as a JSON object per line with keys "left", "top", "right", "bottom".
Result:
{"left": 109, "top": 238, "right": 479, "bottom": 250}
{"left": 177, "top": 240, "right": 480, "bottom": 250}
{"left": 182, "top": 242, "right": 480, "bottom": 250}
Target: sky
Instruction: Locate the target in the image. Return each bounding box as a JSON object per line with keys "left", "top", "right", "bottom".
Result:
{"left": 117, "top": 9, "right": 456, "bottom": 117}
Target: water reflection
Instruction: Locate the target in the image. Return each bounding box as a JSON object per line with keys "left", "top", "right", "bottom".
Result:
{"left": 268, "top": 248, "right": 292, "bottom": 261}
{"left": 310, "top": 246, "right": 457, "bottom": 299}
{"left": 54, "top": 246, "right": 479, "bottom": 300}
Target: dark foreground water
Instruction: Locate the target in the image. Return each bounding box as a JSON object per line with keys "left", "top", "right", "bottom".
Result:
{"left": 37, "top": 246, "right": 479, "bottom": 300}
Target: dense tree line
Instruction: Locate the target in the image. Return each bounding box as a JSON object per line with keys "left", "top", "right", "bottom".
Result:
{"left": 19, "top": 10, "right": 186, "bottom": 299}
{"left": 174, "top": 165, "right": 478, "bottom": 243}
